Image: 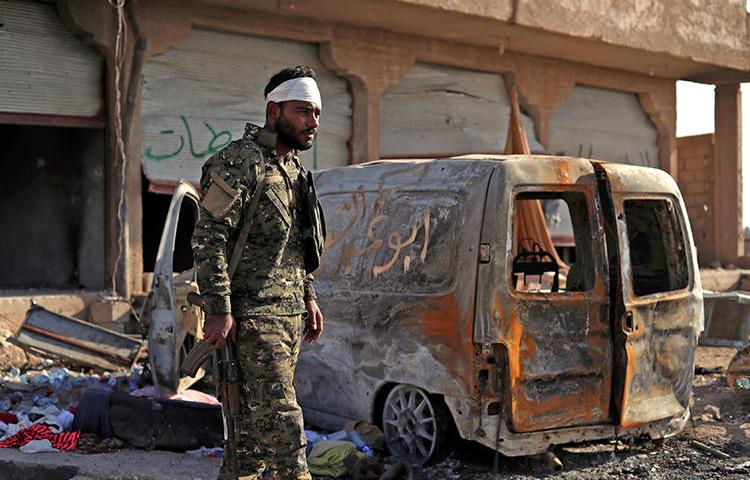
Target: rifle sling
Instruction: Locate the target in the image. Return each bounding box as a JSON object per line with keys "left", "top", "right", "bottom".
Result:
{"left": 227, "top": 153, "right": 266, "bottom": 279}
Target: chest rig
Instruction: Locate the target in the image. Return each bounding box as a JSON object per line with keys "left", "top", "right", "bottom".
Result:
{"left": 227, "top": 140, "right": 326, "bottom": 280}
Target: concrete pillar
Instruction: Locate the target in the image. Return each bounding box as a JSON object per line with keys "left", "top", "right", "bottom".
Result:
{"left": 336, "top": 75, "right": 382, "bottom": 164}
{"left": 713, "top": 83, "right": 743, "bottom": 264}
{"left": 321, "top": 34, "right": 414, "bottom": 163}
{"left": 514, "top": 60, "right": 575, "bottom": 150}
{"left": 638, "top": 86, "right": 678, "bottom": 178}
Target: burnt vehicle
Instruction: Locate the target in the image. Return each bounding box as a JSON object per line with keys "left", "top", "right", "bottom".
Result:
{"left": 295, "top": 155, "right": 703, "bottom": 464}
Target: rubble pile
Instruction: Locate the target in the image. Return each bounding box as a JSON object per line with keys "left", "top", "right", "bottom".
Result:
{"left": 0, "top": 363, "right": 142, "bottom": 453}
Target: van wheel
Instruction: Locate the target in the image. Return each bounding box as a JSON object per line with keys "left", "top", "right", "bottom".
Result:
{"left": 382, "top": 384, "right": 451, "bottom": 465}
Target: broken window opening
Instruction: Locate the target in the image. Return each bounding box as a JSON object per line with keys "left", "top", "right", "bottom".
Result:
{"left": 624, "top": 198, "right": 688, "bottom": 296}
{"left": 511, "top": 191, "right": 594, "bottom": 294}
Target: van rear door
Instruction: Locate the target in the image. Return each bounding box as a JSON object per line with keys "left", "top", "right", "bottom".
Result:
{"left": 595, "top": 163, "right": 702, "bottom": 427}
{"left": 477, "top": 157, "right": 615, "bottom": 432}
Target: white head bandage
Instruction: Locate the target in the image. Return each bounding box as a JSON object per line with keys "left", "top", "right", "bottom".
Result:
{"left": 265, "top": 77, "right": 322, "bottom": 110}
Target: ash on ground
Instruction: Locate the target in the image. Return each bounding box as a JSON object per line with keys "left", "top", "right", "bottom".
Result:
{"left": 400, "top": 347, "right": 750, "bottom": 480}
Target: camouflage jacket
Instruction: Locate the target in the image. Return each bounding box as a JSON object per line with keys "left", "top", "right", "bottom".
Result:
{"left": 191, "top": 123, "right": 316, "bottom": 316}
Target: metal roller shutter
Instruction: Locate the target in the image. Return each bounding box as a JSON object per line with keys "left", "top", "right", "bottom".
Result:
{"left": 379, "top": 63, "right": 543, "bottom": 158}
{"left": 548, "top": 85, "right": 659, "bottom": 167}
{"left": 0, "top": 0, "right": 103, "bottom": 118}
{"left": 141, "top": 29, "right": 352, "bottom": 187}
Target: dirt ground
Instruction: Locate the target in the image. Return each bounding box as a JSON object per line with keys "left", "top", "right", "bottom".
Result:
{"left": 402, "top": 346, "right": 750, "bottom": 480}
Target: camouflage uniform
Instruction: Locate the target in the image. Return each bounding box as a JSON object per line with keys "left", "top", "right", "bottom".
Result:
{"left": 192, "top": 123, "right": 316, "bottom": 480}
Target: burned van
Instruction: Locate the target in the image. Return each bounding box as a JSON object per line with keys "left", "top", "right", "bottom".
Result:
{"left": 295, "top": 155, "right": 703, "bottom": 464}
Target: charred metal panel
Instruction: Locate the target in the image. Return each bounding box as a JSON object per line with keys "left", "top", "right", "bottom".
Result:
{"left": 13, "top": 305, "right": 143, "bottom": 371}
{"left": 475, "top": 157, "right": 614, "bottom": 432}
{"left": 617, "top": 296, "right": 698, "bottom": 424}
{"left": 511, "top": 298, "right": 612, "bottom": 431}
{"left": 598, "top": 162, "right": 702, "bottom": 427}
{"left": 452, "top": 398, "right": 689, "bottom": 457}
{"left": 147, "top": 181, "right": 203, "bottom": 396}
{"left": 297, "top": 160, "right": 494, "bottom": 427}
{"left": 474, "top": 165, "right": 505, "bottom": 344}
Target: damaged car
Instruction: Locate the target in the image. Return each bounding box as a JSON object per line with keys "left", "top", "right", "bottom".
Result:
{"left": 295, "top": 155, "right": 703, "bottom": 464}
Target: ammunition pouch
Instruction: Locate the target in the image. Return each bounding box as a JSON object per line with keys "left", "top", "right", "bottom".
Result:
{"left": 302, "top": 170, "right": 326, "bottom": 273}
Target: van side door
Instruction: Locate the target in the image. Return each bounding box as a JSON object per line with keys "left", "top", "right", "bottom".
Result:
{"left": 596, "top": 163, "right": 702, "bottom": 427}
{"left": 476, "top": 158, "right": 615, "bottom": 432}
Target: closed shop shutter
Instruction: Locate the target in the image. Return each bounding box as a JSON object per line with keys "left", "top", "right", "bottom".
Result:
{"left": 141, "top": 29, "right": 352, "bottom": 187}
{"left": 380, "top": 63, "right": 543, "bottom": 158}
{"left": 0, "top": 0, "right": 103, "bottom": 117}
{"left": 548, "top": 86, "right": 659, "bottom": 167}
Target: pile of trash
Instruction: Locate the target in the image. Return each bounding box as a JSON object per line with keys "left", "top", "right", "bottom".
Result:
{"left": 0, "top": 363, "right": 223, "bottom": 455}
{"left": 0, "top": 363, "right": 142, "bottom": 453}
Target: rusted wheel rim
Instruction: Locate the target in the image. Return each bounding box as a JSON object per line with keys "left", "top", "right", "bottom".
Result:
{"left": 382, "top": 385, "right": 438, "bottom": 464}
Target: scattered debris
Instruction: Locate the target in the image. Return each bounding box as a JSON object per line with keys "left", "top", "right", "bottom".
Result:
{"left": 19, "top": 438, "right": 59, "bottom": 454}
{"left": 380, "top": 461, "right": 413, "bottom": 480}
{"left": 12, "top": 304, "right": 144, "bottom": 371}
{"left": 532, "top": 451, "right": 563, "bottom": 472}
{"left": 702, "top": 405, "right": 723, "bottom": 422}
{"left": 727, "top": 344, "right": 750, "bottom": 389}
{"left": 695, "top": 366, "right": 723, "bottom": 375}
{"left": 303, "top": 424, "right": 392, "bottom": 478}
{"left": 185, "top": 446, "right": 223, "bottom": 458}
{"left": 75, "top": 433, "right": 124, "bottom": 454}
{"left": 689, "top": 440, "right": 731, "bottom": 460}
{"left": 700, "top": 290, "right": 750, "bottom": 348}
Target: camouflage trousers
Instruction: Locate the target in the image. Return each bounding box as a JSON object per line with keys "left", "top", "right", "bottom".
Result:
{"left": 217, "top": 314, "right": 311, "bottom": 480}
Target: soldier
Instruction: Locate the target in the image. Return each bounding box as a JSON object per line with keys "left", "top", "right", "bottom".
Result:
{"left": 191, "top": 65, "right": 326, "bottom": 480}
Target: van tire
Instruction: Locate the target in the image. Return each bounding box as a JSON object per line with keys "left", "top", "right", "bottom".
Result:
{"left": 381, "top": 384, "right": 453, "bottom": 465}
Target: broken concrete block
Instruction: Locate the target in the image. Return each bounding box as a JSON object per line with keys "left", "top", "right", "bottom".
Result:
{"left": 89, "top": 299, "right": 131, "bottom": 326}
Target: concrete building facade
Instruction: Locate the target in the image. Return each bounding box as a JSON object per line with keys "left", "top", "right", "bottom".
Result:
{"left": 0, "top": 0, "right": 747, "bottom": 324}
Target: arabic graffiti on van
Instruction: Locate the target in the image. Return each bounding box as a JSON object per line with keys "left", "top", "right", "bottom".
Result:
{"left": 324, "top": 186, "right": 432, "bottom": 278}
{"left": 144, "top": 116, "right": 233, "bottom": 161}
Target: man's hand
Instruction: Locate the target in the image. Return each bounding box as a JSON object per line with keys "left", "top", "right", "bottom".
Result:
{"left": 303, "top": 299, "right": 324, "bottom": 343}
{"left": 204, "top": 314, "right": 237, "bottom": 350}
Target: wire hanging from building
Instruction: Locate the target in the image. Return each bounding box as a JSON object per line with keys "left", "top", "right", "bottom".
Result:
{"left": 108, "top": 0, "right": 128, "bottom": 295}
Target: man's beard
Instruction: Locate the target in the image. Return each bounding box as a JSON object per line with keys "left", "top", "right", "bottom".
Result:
{"left": 275, "top": 113, "right": 314, "bottom": 151}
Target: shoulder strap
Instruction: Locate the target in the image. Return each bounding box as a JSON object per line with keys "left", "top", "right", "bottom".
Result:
{"left": 227, "top": 149, "right": 267, "bottom": 279}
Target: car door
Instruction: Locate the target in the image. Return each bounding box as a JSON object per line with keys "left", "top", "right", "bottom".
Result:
{"left": 477, "top": 157, "right": 615, "bottom": 433}
{"left": 596, "top": 163, "right": 702, "bottom": 427}
{"left": 147, "top": 180, "right": 204, "bottom": 396}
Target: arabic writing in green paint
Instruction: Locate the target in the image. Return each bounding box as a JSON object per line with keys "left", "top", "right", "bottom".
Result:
{"left": 145, "top": 116, "right": 233, "bottom": 161}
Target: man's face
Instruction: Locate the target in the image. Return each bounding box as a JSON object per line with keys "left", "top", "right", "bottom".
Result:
{"left": 274, "top": 100, "right": 321, "bottom": 151}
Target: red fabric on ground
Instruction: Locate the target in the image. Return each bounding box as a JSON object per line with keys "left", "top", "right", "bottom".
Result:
{"left": 0, "top": 424, "right": 80, "bottom": 451}
{"left": 0, "top": 413, "right": 18, "bottom": 424}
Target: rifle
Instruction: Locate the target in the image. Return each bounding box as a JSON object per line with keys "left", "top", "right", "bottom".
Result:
{"left": 181, "top": 149, "right": 267, "bottom": 479}
{"left": 183, "top": 292, "right": 241, "bottom": 479}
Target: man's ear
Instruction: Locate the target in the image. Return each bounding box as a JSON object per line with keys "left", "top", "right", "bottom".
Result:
{"left": 266, "top": 101, "right": 281, "bottom": 124}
